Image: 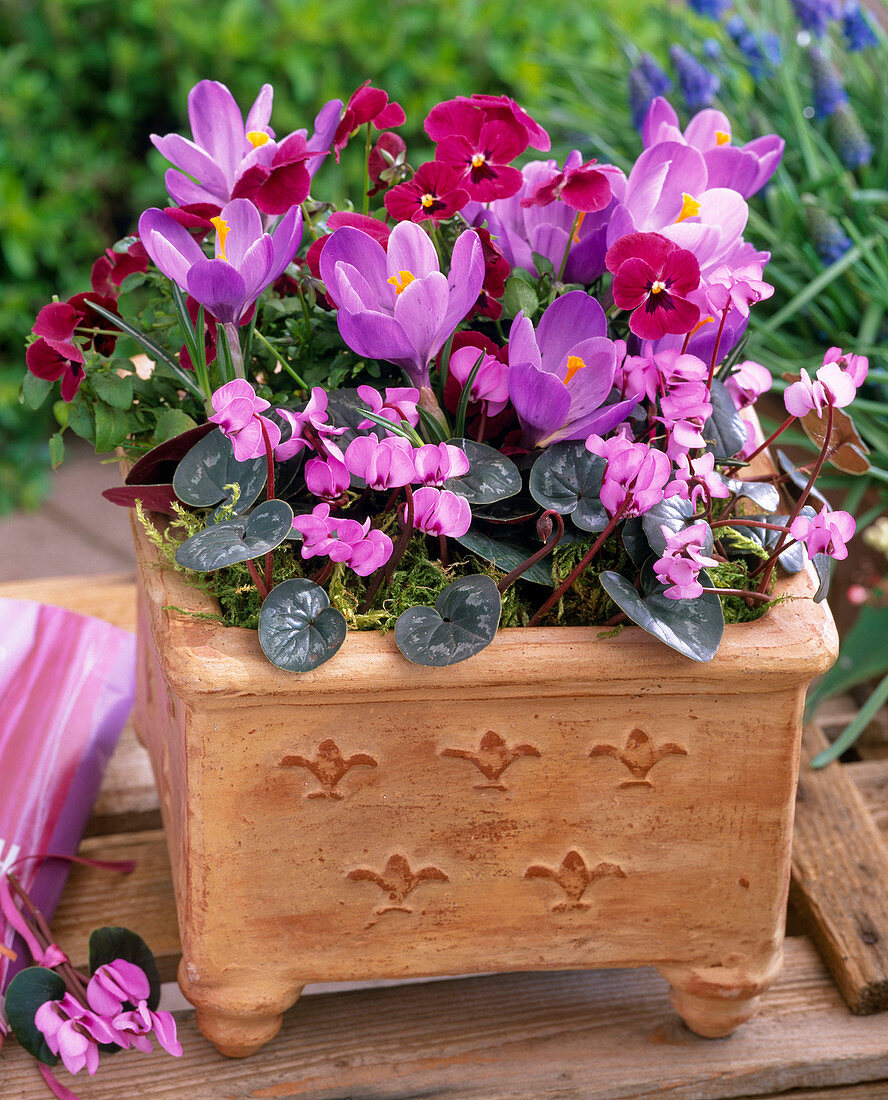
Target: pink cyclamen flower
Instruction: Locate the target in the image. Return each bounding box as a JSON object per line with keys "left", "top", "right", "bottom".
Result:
{"left": 112, "top": 1001, "right": 183, "bottom": 1058}
{"left": 784, "top": 362, "right": 858, "bottom": 418}
{"left": 305, "top": 452, "right": 351, "bottom": 501}
{"left": 274, "top": 387, "right": 346, "bottom": 461}
{"left": 702, "top": 262, "right": 774, "bottom": 319}
{"left": 606, "top": 231, "right": 701, "bottom": 340}
{"left": 653, "top": 521, "right": 719, "bottom": 600}
{"left": 409, "top": 486, "right": 472, "bottom": 537}
{"left": 790, "top": 507, "right": 855, "bottom": 560}
{"left": 344, "top": 434, "right": 416, "bottom": 490}
{"left": 725, "top": 359, "right": 772, "bottom": 411}
{"left": 384, "top": 161, "right": 470, "bottom": 223}
{"left": 356, "top": 385, "right": 420, "bottom": 429}
{"left": 291, "top": 503, "right": 393, "bottom": 576}
{"left": 34, "top": 994, "right": 121, "bottom": 1076}
{"left": 586, "top": 434, "right": 672, "bottom": 517}
{"left": 822, "top": 345, "right": 868, "bottom": 387}
{"left": 86, "top": 960, "right": 151, "bottom": 1017}
{"left": 665, "top": 451, "right": 730, "bottom": 508}
{"left": 208, "top": 379, "right": 281, "bottom": 461}
{"left": 448, "top": 342, "right": 510, "bottom": 417}
{"left": 412, "top": 443, "right": 471, "bottom": 486}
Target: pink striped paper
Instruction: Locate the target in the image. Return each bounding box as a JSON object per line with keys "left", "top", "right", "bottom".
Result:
{"left": 0, "top": 599, "right": 136, "bottom": 991}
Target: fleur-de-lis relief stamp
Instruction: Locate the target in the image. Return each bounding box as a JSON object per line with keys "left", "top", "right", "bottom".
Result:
{"left": 280, "top": 738, "right": 377, "bottom": 799}
{"left": 440, "top": 729, "right": 541, "bottom": 790}
{"left": 525, "top": 850, "right": 627, "bottom": 912}
{"left": 346, "top": 853, "right": 449, "bottom": 915}
{"left": 589, "top": 727, "right": 688, "bottom": 788}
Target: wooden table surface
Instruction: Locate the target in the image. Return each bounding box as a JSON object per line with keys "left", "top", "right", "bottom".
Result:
{"left": 2, "top": 574, "right": 887, "bottom": 1100}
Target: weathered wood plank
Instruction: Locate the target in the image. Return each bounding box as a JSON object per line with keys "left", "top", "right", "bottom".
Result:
{"left": 790, "top": 724, "right": 888, "bottom": 1014}
{"left": 0, "top": 572, "right": 136, "bottom": 632}
{"left": 3, "top": 938, "right": 888, "bottom": 1100}
{"left": 848, "top": 759, "right": 888, "bottom": 833}
{"left": 85, "top": 722, "right": 162, "bottom": 837}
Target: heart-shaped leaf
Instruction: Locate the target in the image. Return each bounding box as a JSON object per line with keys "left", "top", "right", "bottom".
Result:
{"left": 529, "top": 441, "right": 608, "bottom": 532}
{"left": 621, "top": 516, "right": 653, "bottom": 567}
{"left": 702, "top": 379, "right": 747, "bottom": 459}
{"left": 5, "top": 967, "right": 66, "bottom": 1064}
{"left": 641, "top": 496, "right": 696, "bottom": 555}
{"left": 444, "top": 438, "right": 521, "bottom": 504}
{"left": 175, "top": 499, "right": 294, "bottom": 571}
{"left": 599, "top": 568, "right": 725, "bottom": 662}
{"left": 173, "top": 428, "right": 267, "bottom": 513}
{"left": 258, "top": 578, "right": 348, "bottom": 672}
{"left": 812, "top": 552, "right": 832, "bottom": 603}
{"left": 89, "top": 926, "right": 161, "bottom": 1011}
{"left": 395, "top": 575, "right": 502, "bottom": 666}
{"left": 454, "top": 528, "right": 555, "bottom": 586}
{"left": 726, "top": 478, "right": 781, "bottom": 513}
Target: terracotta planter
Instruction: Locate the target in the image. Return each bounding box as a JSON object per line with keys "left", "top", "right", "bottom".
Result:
{"left": 131, "top": 513, "right": 838, "bottom": 1057}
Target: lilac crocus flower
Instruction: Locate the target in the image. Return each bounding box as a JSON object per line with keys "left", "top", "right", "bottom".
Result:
{"left": 642, "top": 98, "right": 784, "bottom": 199}
{"left": 507, "top": 291, "right": 637, "bottom": 448}
{"left": 151, "top": 80, "right": 342, "bottom": 212}
{"left": 409, "top": 487, "right": 472, "bottom": 537}
{"left": 139, "top": 198, "right": 302, "bottom": 326}
{"left": 319, "top": 221, "right": 484, "bottom": 392}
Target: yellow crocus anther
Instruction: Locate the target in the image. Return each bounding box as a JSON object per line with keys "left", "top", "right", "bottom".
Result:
{"left": 716, "top": 130, "right": 731, "bottom": 146}
{"left": 388, "top": 270, "right": 416, "bottom": 295}
{"left": 471, "top": 153, "right": 486, "bottom": 168}
{"left": 689, "top": 315, "right": 716, "bottom": 336}
{"left": 675, "top": 192, "right": 702, "bottom": 223}
{"left": 247, "top": 130, "right": 270, "bottom": 148}
{"left": 572, "top": 211, "right": 587, "bottom": 244}
{"left": 210, "top": 216, "right": 231, "bottom": 262}
{"left": 564, "top": 355, "right": 587, "bottom": 384}
{"left": 420, "top": 193, "right": 435, "bottom": 208}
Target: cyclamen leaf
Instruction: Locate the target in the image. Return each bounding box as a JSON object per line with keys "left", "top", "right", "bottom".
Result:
{"left": 599, "top": 568, "right": 725, "bottom": 662}
{"left": 5, "top": 967, "right": 66, "bottom": 1064}
{"left": 726, "top": 478, "right": 781, "bottom": 513}
{"left": 175, "top": 500, "right": 294, "bottom": 571}
{"left": 89, "top": 926, "right": 161, "bottom": 1011}
{"left": 173, "top": 427, "right": 266, "bottom": 512}
{"left": 395, "top": 575, "right": 502, "bottom": 666}
{"left": 702, "top": 379, "right": 747, "bottom": 460}
{"left": 258, "top": 579, "right": 347, "bottom": 672}
{"left": 776, "top": 450, "right": 828, "bottom": 508}
{"left": 453, "top": 527, "right": 555, "bottom": 586}
{"left": 641, "top": 497, "right": 697, "bottom": 555}
{"left": 445, "top": 438, "right": 521, "bottom": 504}
{"left": 529, "top": 441, "right": 608, "bottom": 532}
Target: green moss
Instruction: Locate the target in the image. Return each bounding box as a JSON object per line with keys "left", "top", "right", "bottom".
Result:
{"left": 717, "top": 526, "right": 770, "bottom": 563}
{"left": 708, "top": 560, "right": 773, "bottom": 624}
{"left": 536, "top": 530, "right": 632, "bottom": 626}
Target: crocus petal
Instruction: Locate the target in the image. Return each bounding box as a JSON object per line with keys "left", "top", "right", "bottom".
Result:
{"left": 336, "top": 309, "right": 417, "bottom": 368}
{"left": 186, "top": 257, "right": 248, "bottom": 323}
{"left": 507, "top": 311, "right": 542, "bottom": 371}
{"left": 393, "top": 271, "right": 450, "bottom": 363}
{"left": 187, "top": 80, "right": 247, "bottom": 186}
{"left": 217, "top": 199, "right": 264, "bottom": 267}
{"left": 508, "top": 362, "right": 572, "bottom": 446}
{"left": 441, "top": 228, "right": 485, "bottom": 330}
{"left": 149, "top": 133, "right": 231, "bottom": 198}
{"left": 162, "top": 169, "right": 226, "bottom": 210}
{"left": 244, "top": 83, "right": 274, "bottom": 135}
{"left": 386, "top": 220, "right": 439, "bottom": 279}
{"left": 320, "top": 226, "right": 391, "bottom": 305}
{"left": 536, "top": 291, "right": 608, "bottom": 377}
{"left": 237, "top": 235, "right": 277, "bottom": 304}
{"left": 139, "top": 208, "right": 206, "bottom": 288}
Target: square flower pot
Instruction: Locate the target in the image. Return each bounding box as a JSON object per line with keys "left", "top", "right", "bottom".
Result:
{"left": 131, "top": 513, "right": 838, "bottom": 1057}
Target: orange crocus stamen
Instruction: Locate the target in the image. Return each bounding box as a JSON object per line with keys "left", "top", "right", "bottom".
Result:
{"left": 564, "top": 355, "right": 587, "bottom": 384}
{"left": 387, "top": 270, "right": 416, "bottom": 295}
{"left": 715, "top": 130, "right": 731, "bottom": 146}
{"left": 689, "top": 315, "right": 716, "bottom": 336}
{"left": 572, "top": 211, "right": 587, "bottom": 244}
{"left": 210, "top": 216, "right": 231, "bottom": 262}
{"left": 247, "top": 130, "right": 271, "bottom": 148}
{"left": 675, "top": 193, "right": 702, "bottom": 222}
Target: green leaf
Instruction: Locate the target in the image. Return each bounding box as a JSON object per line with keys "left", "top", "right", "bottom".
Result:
{"left": 21, "top": 372, "right": 53, "bottom": 410}
{"left": 88, "top": 926, "right": 161, "bottom": 1011}
{"left": 501, "top": 275, "right": 539, "bottom": 319}
{"left": 641, "top": 497, "right": 697, "bottom": 555}
{"left": 395, "top": 575, "right": 502, "bottom": 666}
{"left": 444, "top": 438, "right": 521, "bottom": 504}
{"left": 173, "top": 428, "right": 266, "bottom": 512}
{"left": 154, "top": 408, "right": 198, "bottom": 443}
{"left": 528, "top": 441, "right": 608, "bottom": 531}
{"left": 531, "top": 251, "right": 556, "bottom": 278}
{"left": 453, "top": 527, "right": 555, "bottom": 586}
{"left": 48, "top": 432, "right": 65, "bottom": 469}
{"left": 599, "top": 568, "right": 725, "bottom": 662}
{"left": 5, "top": 967, "right": 66, "bottom": 1064}
{"left": 702, "top": 379, "right": 746, "bottom": 460}
{"left": 92, "top": 372, "right": 134, "bottom": 410}
{"left": 175, "top": 500, "right": 294, "bottom": 571}
{"left": 258, "top": 578, "right": 347, "bottom": 672}
{"left": 94, "top": 401, "right": 131, "bottom": 452}
{"left": 66, "top": 395, "right": 95, "bottom": 443}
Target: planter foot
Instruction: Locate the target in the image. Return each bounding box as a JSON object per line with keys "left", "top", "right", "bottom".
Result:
{"left": 194, "top": 1005, "right": 287, "bottom": 1058}
{"left": 657, "top": 949, "right": 783, "bottom": 1038}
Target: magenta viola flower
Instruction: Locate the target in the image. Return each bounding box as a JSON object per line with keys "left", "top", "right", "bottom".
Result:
{"left": 606, "top": 231, "right": 701, "bottom": 340}
{"left": 384, "top": 161, "right": 469, "bottom": 223}
{"left": 139, "top": 199, "right": 302, "bottom": 325}
{"left": 653, "top": 521, "right": 719, "bottom": 599}
{"left": 274, "top": 387, "right": 346, "bottom": 461}
{"left": 333, "top": 81, "right": 406, "bottom": 159}
{"left": 425, "top": 94, "right": 550, "bottom": 153}
{"left": 318, "top": 220, "right": 483, "bottom": 390}
{"left": 784, "top": 362, "right": 858, "bottom": 417}
{"left": 292, "top": 503, "right": 393, "bottom": 576}
{"left": 408, "top": 486, "right": 472, "bottom": 537}
{"left": 86, "top": 960, "right": 151, "bottom": 1017}
{"left": 520, "top": 156, "right": 614, "bottom": 213}
{"left": 25, "top": 293, "right": 121, "bottom": 401}
{"left": 412, "top": 442, "right": 470, "bottom": 486}
{"left": 448, "top": 342, "right": 510, "bottom": 417}
{"left": 507, "top": 291, "right": 635, "bottom": 448}
{"left": 586, "top": 434, "right": 672, "bottom": 517}
{"left": 790, "top": 507, "right": 855, "bottom": 560}
{"left": 357, "top": 385, "right": 420, "bottom": 429}
{"left": 642, "top": 97, "right": 784, "bottom": 199}
{"left": 151, "top": 80, "right": 341, "bottom": 213}
{"left": 208, "top": 379, "right": 281, "bottom": 461}
{"left": 725, "top": 359, "right": 772, "bottom": 410}
{"left": 344, "top": 434, "right": 416, "bottom": 490}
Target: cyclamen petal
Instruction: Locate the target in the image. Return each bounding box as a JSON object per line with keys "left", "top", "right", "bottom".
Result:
{"left": 409, "top": 487, "right": 472, "bottom": 537}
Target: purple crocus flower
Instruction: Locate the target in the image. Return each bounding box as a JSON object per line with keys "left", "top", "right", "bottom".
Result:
{"left": 319, "top": 221, "right": 484, "bottom": 391}
{"left": 507, "top": 291, "right": 637, "bottom": 448}
{"left": 138, "top": 198, "right": 302, "bottom": 325}
{"left": 151, "top": 80, "right": 342, "bottom": 212}
{"left": 408, "top": 487, "right": 472, "bottom": 537}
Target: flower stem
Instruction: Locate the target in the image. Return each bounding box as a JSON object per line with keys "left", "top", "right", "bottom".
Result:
{"left": 246, "top": 558, "right": 270, "bottom": 599}
{"left": 363, "top": 123, "right": 372, "bottom": 216}
{"left": 700, "top": 586, "right": 772, "bottom": 604}
{"left": 558, "top": 211, "right": 582, "bottom": 281}
{"left": 223, "top": 322, "right": 245, "bottom": 380}
{"left": 706, "top": 305, "right": 730, "bottom": 389}
{"left": 735, "top": 414, "right": 796, "bottom": 467}
{"left": 258, "top": 420, "right": 276, "bottom": 591}
{"left": 497, "top": 511, "right": 564, "bottom": 593}
{"left": 253, "top": 329, "right": 309, "bottom": 390}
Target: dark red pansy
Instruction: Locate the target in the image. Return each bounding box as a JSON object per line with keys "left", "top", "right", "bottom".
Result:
{"left": 605, "top": 231, "right": 701, "bottom": 341}
{"left": 367, "top": 132, "right": 408, "bottom": 196}
{"left": 306, "top": 212, "right": 392, "bottom": 309}
{"left": 26, "top": 292, "right": 122, "bottom": 399}
{"left": 425, "top": 94, "right": 550, "bottom": 152}
{"left": 384, "top": 161, "right": 469, "bottom": 223}
{"left": 67, "top": 292, "right": 121, "bottom": 357}
{"left": 90, "top": 239, "right": 149, "bottom": 297}
{"left": 466, "top": 227, "right": 509, "bottom": 322}
{"left": 231, "top": 133, "right": 322, "bottom": 214}
{"left": 333, "top": 81, "right": 406, "bottom": 159}
{"left": 25, "top": 337, "right": 85, "bottom": 402}
{"left": 433, "top": 116, "right": 527, "bottom": 203}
